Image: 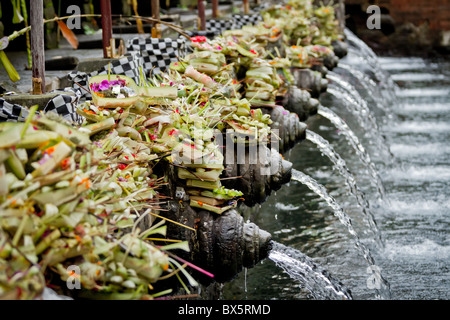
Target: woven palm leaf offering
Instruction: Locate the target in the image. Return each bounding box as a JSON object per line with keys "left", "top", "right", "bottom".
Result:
{"left": 156, "top": 77, "right": 245, "bottom": 214}
{"left": 262, "top": 1, "right": 341, "bottom": 49}
{"left": 152, "top": 67, "right": 276, "bottom": 214}
{"left": 313, "top": 4, "right": 341, "bottom": 47}
{"left": 261, "top": 3, "right": 314, "bottom": 47}
{"left": 223, "top": 24, "right": 283, "bottom": 48}
{"left": 180, "top": 39, "right": 275, "bottom": 138}
{"left": 0, "top": 106, "right": 209, "bottom": 299}
{"left": 244, "top": 56, "right": 283, "bottom": 107}
{"left": 169, "top": 52, "right": 274, "bottom": 143}
{"left": 286, "top": 44, "right": 313, "bottom": 68}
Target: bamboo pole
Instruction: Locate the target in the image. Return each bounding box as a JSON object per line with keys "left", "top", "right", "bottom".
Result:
{"left": 212, "top": 0, "right": 219, "bottom": 18}
{"left": 243, "top": 0, "right": 250, "bottom": 14}
{"left": 100, "top": 0, "right": 113, "bottom": 58}
{"left": 198, "top": 0, "right": 206, "bottom": 31}
{"left": 31, "top": 0, "right": 45, "bottom": 94}
{"left": 151, "top": 0, "right": 161, "bottom": 38}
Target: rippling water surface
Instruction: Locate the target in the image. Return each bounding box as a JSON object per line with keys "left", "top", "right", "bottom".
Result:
{"left": 222, "top": 53, "right": 450, "bottom": 300}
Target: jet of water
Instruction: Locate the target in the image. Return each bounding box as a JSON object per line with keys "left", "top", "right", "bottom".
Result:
{"left": 343, "top": 28, "right": 399, "bottom": 103}
{"left": 337, "top": 63, "right": 391, "bottom": 113}
{"left": 305, "top": 129, "right": 384, "bottom": 248}
{"left": 268, "top": 241, "right": 353, "bottom": 300}
{"left": 317, "top": 105, "right": 386, "bottom": 200}
{"left": 325, "top": 84, "right": 394, "bottom": 161}
{"left": 290, "top": 169, "right": 391, "bottom": 299}
{"left": 344, "top": 28, "right": 378, "bottom": 60}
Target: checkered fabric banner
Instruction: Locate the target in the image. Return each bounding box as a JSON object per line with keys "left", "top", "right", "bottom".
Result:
{"left": 126, "top": 37, "right": 186, "bottom": 75}
{"left": 43, "top": 88, "right": 84, "bottom": 124}
{"left": 0, "top": 99, "right": 31, "bottom": 122}
{"left": 194, "top": 19, "right": 234, "bottom": 34}
{"left": 68, "top": 54, "right": 144, "bottom": 100}
{"left": 0, "top": 88, "right": 83, "bottom": 124}
{"left": 231, "top": 13, "right": 263, "bottom": 29}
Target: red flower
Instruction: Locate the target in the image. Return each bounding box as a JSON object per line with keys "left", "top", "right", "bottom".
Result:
{"left": 190, "top": 36, "right": 207, "bottom": 43}
{"left": 250, "top": 49, "right": 257, "bottom": 55}
{"left": 118, "top": 164, "right": 127, "bottom": 170}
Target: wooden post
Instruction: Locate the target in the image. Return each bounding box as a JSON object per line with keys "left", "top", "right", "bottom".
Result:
{"left": 212, "top": 0, "right": 219, "bottom": 18}
{"left": 31, "top": 0, "right": 45, "bottom": 94}
{"left": 151, "top": 0, "right": 161, "bottom": 38}
{"left": 198, "top": 0, "right": 206, "bottom": 31}
{"left": 243, "top": 0, "right": 250, "bottom": 14}
{"left": 100, "top": 0, "right": 113, "bottom": 58}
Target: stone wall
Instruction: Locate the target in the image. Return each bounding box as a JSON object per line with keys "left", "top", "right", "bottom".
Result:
{"left": 345, "top": 0, "right": 450, "bottom": 55}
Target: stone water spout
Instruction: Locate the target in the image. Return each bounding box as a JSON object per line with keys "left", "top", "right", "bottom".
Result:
{"left": 282, "top": 85, "right": 320, "bottom": 121}
{"left": 195, "top": 208, "right": 272, "bottom": 282}
{"left": 291, "top": 68, "right": 328, "bottom": 98}
{"left": 161, "top": 201, "right": 272, "bottom": 283}
{"left": 266, "top": 105, "right": 308, "bottom": 152}
{"left": 331, "top": 39, "right": 349, "bottom": 58}
{"left": 222, "top": 145, "right": 293, "bottom": 206}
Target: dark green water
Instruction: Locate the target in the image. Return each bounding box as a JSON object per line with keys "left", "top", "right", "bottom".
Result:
{"left": 222, "top": 53, "right": 450, "bottom": 300}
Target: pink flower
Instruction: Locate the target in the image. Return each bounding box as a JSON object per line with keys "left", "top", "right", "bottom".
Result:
{"left": 90, "top": 79, "right": 126, "bottom": 92}
{"left": 99, "top": 80, "right": 110, "bottom": 91}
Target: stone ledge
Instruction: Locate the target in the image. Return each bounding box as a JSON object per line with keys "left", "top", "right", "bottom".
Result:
{"left": 2, "top": 91, "right": 75, "bottom": 110}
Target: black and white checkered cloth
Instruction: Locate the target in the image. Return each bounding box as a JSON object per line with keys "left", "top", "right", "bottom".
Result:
{"left": 43, "top": 88, "right": 84, "bottom": 124}
{"left": 0, "top": 88, "right": 83, "bottom": 124}
{"left": 126, "top": 37, "right": 186, "bottom": 76}
{"left": 231, "top": 13, "right": 263, "bottom": 29}
{"left": 194, "top": 19, "right": 234, "bottom": 34}
{"left": 0, "top": 99, "right": 31, "bottom": 122}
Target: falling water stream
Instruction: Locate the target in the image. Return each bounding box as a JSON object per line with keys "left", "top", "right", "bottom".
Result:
{"left": 316, "top": 105, "right": 385, "bottom": 199}
{"left": 268, "top": 241, "right": 353, "bottom": 300}
{"left": 223, "top": 30, "right": 450, "bottom": 300}
{"left": 288, "top": 169, "right": 391, "bottom": 299}
{"left": 324, "top": 86, "right": 390, "bottom": 159}
{"left": 305, "top": 129, "right": 383, "bottom": 246}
